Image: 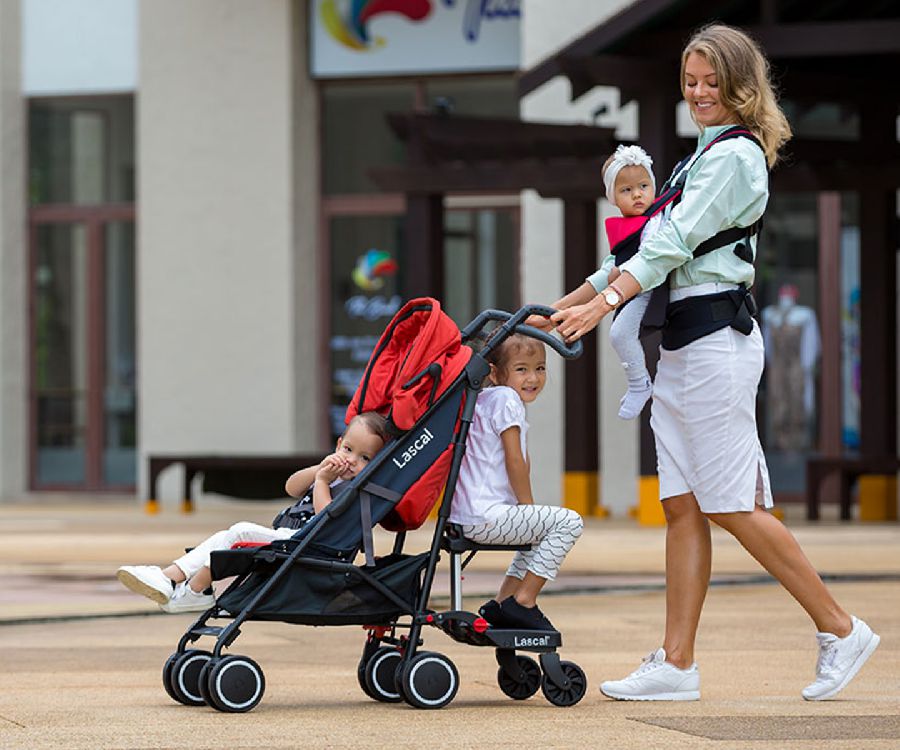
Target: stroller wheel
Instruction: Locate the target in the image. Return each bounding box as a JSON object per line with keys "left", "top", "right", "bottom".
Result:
{"left": 398, "top": 651, "right": 459, "bottom": 710}
{"left": 540, "top": 660, "right": 587, "bottom": 707}
{"left": 197, "top": 658, "right": 217, "bottom": 707}
{"left": 363, "top": 646, "right": 404, "bottom": 703}
{"left": 497, "top": 655, "right": 541, "bottom": 700}
{"left": 165, "top": 650, "right": 212, "bottom": 706}
{"left": 162, "top": 652, "right": 181, "bottom": 703}
{"left": 205, "top": 655, "right": 266, "bottom": 713}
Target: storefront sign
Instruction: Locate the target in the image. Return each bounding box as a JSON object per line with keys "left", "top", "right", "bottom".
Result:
{"left": 311, "top": 0, "right": 520, "bottom": 78}
{"left": 329, "top": 246, "right": 402, "bottom": 437}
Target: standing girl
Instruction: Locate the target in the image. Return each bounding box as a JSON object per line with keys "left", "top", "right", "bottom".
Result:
{"left": 449, "top": 333, "right": 584, "bottom": 631}
{"left": 537, "top": 24, "right": 879, "bottom": 700}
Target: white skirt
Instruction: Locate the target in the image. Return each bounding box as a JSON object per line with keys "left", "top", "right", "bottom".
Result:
{"left": 652, "top": 286, "right": 773, "bottom": 513}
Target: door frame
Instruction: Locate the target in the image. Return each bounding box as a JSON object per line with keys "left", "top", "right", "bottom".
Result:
{"left": 28, "top": 203, "right": 136, "bottom": 491}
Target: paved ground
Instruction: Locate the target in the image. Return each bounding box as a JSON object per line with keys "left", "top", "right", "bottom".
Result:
{"left": 1, "top": 497, "right": 898, "bottom": 749}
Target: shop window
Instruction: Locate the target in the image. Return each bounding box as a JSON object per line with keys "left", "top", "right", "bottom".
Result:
{"left": 29, "top": 96, "right": 135, "bottom": 205}
{"left": 323, "top": 83, "right": 415, "bottom": 195}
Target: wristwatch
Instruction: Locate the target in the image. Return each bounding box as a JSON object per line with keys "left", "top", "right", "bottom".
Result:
{"left": 601, "top": 287, "right": 622, "bottom": 308}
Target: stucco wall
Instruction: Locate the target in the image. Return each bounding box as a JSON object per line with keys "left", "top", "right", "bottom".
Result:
{"left": 0, "top": 0, "right": 27, "bottom": 499}
{"left": 138, "top": 0, "right": 302, "bottom": 500}
{"left": 520, "top": 0, "right": 638, "bottom": 514}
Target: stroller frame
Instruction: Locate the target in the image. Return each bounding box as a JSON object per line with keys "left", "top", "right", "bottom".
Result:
{"left": 161, "top": 304, "right": 586, "bottom": 712}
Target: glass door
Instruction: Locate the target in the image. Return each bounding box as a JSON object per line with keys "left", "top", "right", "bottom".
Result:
{"left": 30, "top": 210, "right": 136, "bottom": 490}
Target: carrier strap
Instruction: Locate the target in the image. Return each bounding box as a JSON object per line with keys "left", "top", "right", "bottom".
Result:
{"left": 660, "top": 286, "right": 758, "bottom": 351}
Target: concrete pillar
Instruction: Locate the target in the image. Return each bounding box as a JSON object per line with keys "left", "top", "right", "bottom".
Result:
{"left": 138, "top": 0, "right": 310, "bottom": 501}
{"left": 0, "top": 0, "right": 27, "bottom": 499}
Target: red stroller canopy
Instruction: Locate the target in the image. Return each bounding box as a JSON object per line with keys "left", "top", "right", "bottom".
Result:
{"left": 346, "top": 297, "right": 472, "bottom": 432}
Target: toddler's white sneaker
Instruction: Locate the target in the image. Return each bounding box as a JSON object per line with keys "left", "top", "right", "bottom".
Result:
{"left": 160, "top": 583, "right": 216, "bottom": 614}
{"left": 802, "top": 615, "right": 880, "bottom": 701}
{"left": 116, "top": 565, "right": 174, "bottom": 605}
{"left": 600, "top": 648, "right": 700, "bottom": 701}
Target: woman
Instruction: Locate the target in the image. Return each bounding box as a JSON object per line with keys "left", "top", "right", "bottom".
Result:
{"left": 537, "top": 24, "right": 880, "bottom": 701}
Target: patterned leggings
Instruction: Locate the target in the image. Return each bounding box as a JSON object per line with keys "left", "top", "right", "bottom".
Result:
{"left": 461, "top": 505, "right": 583, "bottom": 581}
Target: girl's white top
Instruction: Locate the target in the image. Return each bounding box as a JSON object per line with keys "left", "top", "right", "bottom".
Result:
{"left": 449, "top": 385, "right": 528, "bottom": 525}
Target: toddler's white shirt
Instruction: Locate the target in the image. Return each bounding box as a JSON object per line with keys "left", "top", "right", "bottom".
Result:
{"left": 449, "top": 385, "right": 528, "bottom": 525}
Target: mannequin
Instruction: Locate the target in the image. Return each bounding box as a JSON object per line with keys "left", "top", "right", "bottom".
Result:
{"left": 762, "top": 284, "right": 820, "bottom": 451}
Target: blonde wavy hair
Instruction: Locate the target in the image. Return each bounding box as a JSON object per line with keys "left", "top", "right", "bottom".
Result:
{"left": 681, "top": 24, "right": 791, "bottom": 167}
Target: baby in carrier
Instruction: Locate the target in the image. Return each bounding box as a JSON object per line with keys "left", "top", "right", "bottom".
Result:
{"left": 116, "top": 412, "right": 388, "bottom": 613}
{"left": 597, "top": 144, "right": 667, "bottom": 419}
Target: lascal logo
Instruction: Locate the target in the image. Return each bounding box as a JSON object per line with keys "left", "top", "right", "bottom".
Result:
{"left": 321, "top": 0, "right": 432, "bottom": 51}
{"left": 392, "top": 427, "right": 435, "bottom": 469}
{"left": 352, "top": 249, "right": 398, "bottom": 291}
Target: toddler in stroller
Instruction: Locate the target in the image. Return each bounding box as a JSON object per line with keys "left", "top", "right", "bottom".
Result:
{"left": 116, "top": 412, "right": 388, "bottom": 612}
{"left": 157, "top": 298, "right": 587, "bottom": 713}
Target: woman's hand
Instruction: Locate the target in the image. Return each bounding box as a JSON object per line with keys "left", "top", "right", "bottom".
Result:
{"left": 524, "top": 313, "right": 555, "bottom": 331}
{"left": 551, "top": 297, "right": 609, "bottom": 342}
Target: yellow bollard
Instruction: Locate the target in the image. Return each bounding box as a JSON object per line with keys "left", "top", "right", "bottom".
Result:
{"left": 637, "top": 475, "right": 666, "bottom": 526}
{"left": 563, "top": 471, "right": 603, "bottom": 517}
{"left": 858, "top": 474, "right": 898, "bottom": 521}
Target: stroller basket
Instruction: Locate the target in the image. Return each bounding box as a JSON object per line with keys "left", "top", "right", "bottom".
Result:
{"left": 215, "top": 551, "right": 430, "bottom": 626}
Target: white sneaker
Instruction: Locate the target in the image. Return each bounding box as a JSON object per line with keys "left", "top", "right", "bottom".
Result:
{"left": 116, "top": 565, "right": 175, "bottom": 605}
{"left": 160, "top": 582, "right": 216, "bottom": 614}
{"left": 618, "top": 379, "right": 653, "bottom": 420}
{"left": 600, "top": 648, "right": 700, "bottom": 701}
{"left": 802, "top": 615, "right": 880, "bottom": 701}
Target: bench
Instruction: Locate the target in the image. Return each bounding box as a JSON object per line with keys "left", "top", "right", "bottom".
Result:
{"left": 805, "top": 454, "right": 900, "bottom": 521}
{"left": 146, "top": 454, "right": 327, "bottom": 513}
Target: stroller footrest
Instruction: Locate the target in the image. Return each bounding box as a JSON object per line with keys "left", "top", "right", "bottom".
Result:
{"left": 189, "top": 626, "right": 224, "bottom": 638}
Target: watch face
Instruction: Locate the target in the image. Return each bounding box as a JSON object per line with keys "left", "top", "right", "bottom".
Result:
{"left": 604, "top": 290, "right": 621, "bottom": 306}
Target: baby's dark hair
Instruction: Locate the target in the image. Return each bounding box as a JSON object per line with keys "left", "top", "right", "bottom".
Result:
{"left": 483, "top": 331, "right": 545, "bottom": 377}
{"left": 346, "top": 412, "right": 390, "bottom": 444}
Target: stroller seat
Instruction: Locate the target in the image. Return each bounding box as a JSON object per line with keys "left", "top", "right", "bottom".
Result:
{"left": 441, "top": 522, "right": 531, "bottom": 553}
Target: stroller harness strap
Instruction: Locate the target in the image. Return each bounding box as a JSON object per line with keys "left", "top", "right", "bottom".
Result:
{"left": 360, "top": 483, "right": 403, "bottom": 566}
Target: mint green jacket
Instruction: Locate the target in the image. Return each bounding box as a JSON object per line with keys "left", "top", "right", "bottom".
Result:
{"left": 587, "top": 124, "right": 768, "bottom": 294}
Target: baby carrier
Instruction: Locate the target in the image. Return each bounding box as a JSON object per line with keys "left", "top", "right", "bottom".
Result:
{"left": 159, "top": 298, "right": 586, "bottom": 713}
{"left": 611, "top": 125, "right": 764, "bottom": 348}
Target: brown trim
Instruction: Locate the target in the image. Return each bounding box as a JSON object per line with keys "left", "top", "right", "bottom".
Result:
{"left": 322, "top": 193, "right": 406, "bottom": 215}
{"left": 817, "top": 192, "right": 842, "bottom": 456}
{"left": 30, "top": 204, "right": 136, "bottom": 222}
{"left": 85, "top": 221, "right": 104, "bottom": 488}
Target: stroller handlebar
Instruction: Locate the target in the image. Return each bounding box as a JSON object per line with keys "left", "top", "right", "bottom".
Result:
{"left": 461, "top": 305, "right": 583, "bottom": 361}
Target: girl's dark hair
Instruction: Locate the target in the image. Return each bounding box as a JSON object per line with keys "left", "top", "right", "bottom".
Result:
{"left": 346, "top": 412, "right": 389, "bottom": 444}
{"left": 482, "top": 331, "right": 545, "bottom": 375}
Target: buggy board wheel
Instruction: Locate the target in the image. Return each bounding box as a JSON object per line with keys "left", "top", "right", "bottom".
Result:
{"left": 399, "top": 651, "right": 459, "bottom": 710}
{"left": 541, "top": 660, "right": 587, "bottom": 707}
{"left": 363, "top": 646, "right": 404, "bottom": 703}
{"left": 497, "top": 655, "right": 541, "bottom": 700}
{"left": 169, "top": 650, "right": 212, "bottom": 706}
{"left": 206, "top": 655, "right": 265, "bottom": 713}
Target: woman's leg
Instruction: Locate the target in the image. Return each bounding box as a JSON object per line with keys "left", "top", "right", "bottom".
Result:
{"left": 662, "top": 492, "right": 712, "bottom": 668}
{"left": 708, "top": 506, "right": 852, "bottom": 636}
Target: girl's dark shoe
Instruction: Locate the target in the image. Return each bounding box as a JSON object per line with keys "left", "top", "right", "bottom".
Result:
{"left": 478, "top": 599, "right": 505, "bottom": 626}
{"left": 499, "top": 596, "right": 556, "bottom": 631}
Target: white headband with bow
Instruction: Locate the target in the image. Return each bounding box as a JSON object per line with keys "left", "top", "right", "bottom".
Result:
{"left": 603, "top": 144, "right": 656, "bottom": 204}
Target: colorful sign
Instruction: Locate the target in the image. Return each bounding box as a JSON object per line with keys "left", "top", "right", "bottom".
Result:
{"left": 311, "top": 0, "right": 520, "bottom": 78}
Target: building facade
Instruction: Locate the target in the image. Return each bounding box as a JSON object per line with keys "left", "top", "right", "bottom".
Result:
{"left": 3, "top": 0, "right": 896, "bottom": 515}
